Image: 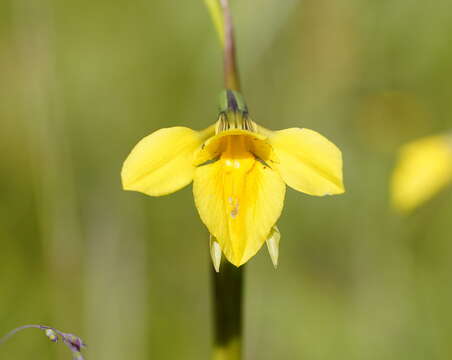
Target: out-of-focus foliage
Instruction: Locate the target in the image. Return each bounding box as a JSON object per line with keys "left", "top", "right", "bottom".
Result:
{"left": 0, "top": 0, "right": 452, "bottom": 359}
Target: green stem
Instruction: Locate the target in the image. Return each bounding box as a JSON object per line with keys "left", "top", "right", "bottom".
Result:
{"left": 204, "top": 0, "right": 225, "bottom": 46}
{"left": 220, "top": 0, "right": 241, "bottom": 91}
{"left": 211, "top": 261, "right": 243, "bottom": 360}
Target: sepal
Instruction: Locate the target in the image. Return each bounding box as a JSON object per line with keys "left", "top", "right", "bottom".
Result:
{"left": 210, "top": 234, "right": 223, "bottom": 273}
{"left": 266, "top": 226, "right": 281, "bottom": 269}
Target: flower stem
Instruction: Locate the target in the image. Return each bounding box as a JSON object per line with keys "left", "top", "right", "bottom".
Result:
{"left": 211, "top": 261, "right": 243, "bottom": 360}
{"left": 209, "top": 1, "right": 243, "bottom": 359}
{"left": 220, "top": 0, "right": 241, "bottom": 91}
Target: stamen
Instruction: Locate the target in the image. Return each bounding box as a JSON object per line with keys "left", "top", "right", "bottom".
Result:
{"left": 215, "top": 111, "right": 256, "bottom": 134}
{"left": 197, "top": 156, "right": 221, "bottom": 167}
{"left": 253, "top": 154, "right": 272, "bottom": 169}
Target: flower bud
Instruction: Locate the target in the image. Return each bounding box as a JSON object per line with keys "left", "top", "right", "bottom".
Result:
{"left": 45, "top": 329, "right": 58, "bottom": 343}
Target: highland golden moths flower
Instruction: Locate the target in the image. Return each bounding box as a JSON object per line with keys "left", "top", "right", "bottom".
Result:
{"left": 122, "top": 91, "right": 344, "bottom": 267}
{"left": 391, "top": 134, "right": 452, "bottom": 212}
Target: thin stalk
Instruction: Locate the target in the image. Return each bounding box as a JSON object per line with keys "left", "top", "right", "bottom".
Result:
{"left": 220, "top": 0, "right": 241, "bottom": 91}
{"left": 211, "top": 261, "right": 243, "bottom": 360}
{"left": 204, "top": 0, "right": 225, "bottom": 47}
{"left": 0, "top": 324, "right": 86, "bottom": 359}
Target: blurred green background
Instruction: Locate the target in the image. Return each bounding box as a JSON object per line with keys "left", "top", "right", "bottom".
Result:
{"left": 1, "top": 0, "right": 452, "bottom": 359}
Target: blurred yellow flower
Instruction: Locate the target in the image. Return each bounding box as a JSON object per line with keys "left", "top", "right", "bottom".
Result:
{"left": 122, "top": 90, "right": 344, "bottom": 267}
{"left": 391, "top": 134, "right": 452, "bottom": 213}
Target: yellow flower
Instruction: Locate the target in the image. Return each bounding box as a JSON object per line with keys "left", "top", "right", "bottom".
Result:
{"left": 391, "top": 134, "right": 452, "bottom": 213}
{"left": 122, "top": 90, "right": 345, "bottom": 267}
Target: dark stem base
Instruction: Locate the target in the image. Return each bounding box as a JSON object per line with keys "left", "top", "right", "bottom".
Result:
{"left": 211, "top": 261, "right": 243, "bottom": 360}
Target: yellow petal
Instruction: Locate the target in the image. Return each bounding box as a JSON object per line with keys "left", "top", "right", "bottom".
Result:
{"left": 269, "top": 128, "right": 344, "bottom": 196}
{"left": 391, "top": 135, "right": 452, "bottom": 213}
{"left": 193, "top": 134, "right": 286, "bottom": 266}
{"left": 122, "top": 126, "right": 214, "bottom": 196}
